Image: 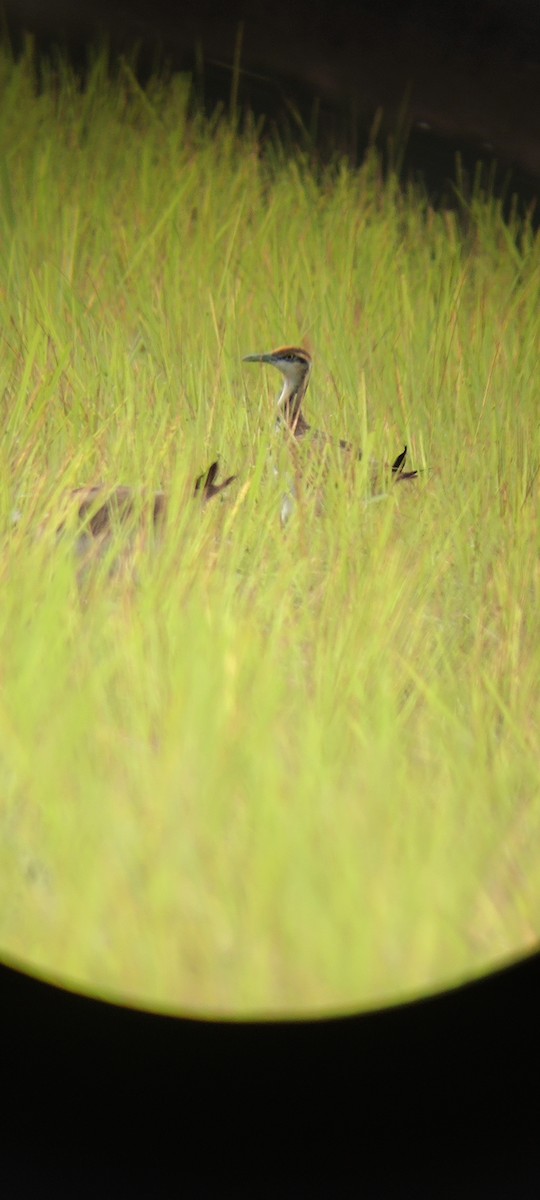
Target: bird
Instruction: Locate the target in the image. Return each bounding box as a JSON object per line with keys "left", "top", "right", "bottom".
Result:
{"left": 57, "top": 460, "right": 237, "bottom": 541}
{"left": 243, "top": 345, "right": 418, "bottom": 482}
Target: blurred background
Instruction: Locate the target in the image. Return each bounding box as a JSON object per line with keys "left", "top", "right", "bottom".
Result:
{"left": 4, "top": 0, "right": 540, "bottom": 214}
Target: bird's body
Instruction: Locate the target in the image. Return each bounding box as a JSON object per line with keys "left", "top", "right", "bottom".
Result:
{"left": 56, "top": 461, "right": 236, "bottom": 543}
{"left": 243, "top": 345, "right": 417, "bottom": 483}
{"left": 67, "top": 485, "right": 167, "bottom": 538}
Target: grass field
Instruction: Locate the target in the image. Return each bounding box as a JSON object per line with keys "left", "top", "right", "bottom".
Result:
{"left": 0, "top": 43, "right": 539, "bottom": 1018}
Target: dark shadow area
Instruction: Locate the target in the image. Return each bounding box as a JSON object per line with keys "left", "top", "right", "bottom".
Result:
{"left": 2, "top": 950, "right": 540, "bottom": 1194}
{"left": 2, "top": 7, "right": 539, "bottom": 1192}
{"left": 2, "top": 0, "right": 539, "bottom": 221}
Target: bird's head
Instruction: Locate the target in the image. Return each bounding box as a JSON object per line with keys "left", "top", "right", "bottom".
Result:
{"left": 243, "top": 346, "right": 312, "bottom": 405}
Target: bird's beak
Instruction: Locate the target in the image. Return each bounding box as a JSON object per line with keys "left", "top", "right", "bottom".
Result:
{"left": 243, "top": 353, "right": 273, "bottom": 364}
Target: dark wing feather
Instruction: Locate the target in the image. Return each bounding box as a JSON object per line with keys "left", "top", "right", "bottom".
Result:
{"left": 194, "top": 461, "right": 237, "bottom": 502}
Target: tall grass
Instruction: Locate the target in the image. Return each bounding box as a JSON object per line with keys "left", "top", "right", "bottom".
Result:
{"left": 0, "top": 44, "right": 539, "bottom": 1017}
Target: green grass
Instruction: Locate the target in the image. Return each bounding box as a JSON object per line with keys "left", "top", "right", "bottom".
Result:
{"left": 0, "top": 43, "right": 539, "bottom": 1018}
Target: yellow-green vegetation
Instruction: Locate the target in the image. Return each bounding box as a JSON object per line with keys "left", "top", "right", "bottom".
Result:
{"left": 0, "top": 44, "right": 539, "bottom": 1018}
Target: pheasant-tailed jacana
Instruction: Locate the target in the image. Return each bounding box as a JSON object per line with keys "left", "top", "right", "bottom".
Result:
{"left": 59, "top": 460, "right": 236, "bottom": 541}
{"left": 243, "top": 345, "right": 418, "bottom": 480}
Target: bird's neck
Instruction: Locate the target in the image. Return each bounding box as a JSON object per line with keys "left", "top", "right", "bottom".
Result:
{"left": 277, "top": 376, "right": 311, "bottom": 438}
